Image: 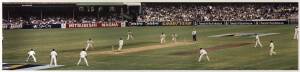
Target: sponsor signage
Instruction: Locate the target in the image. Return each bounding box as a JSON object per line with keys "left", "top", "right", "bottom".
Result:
{"left": 65, "top": 22, "right": 121, "bottom": 28}
{"left": 162, "top": 21, "right": 192, "bottom": 26}
{"left": 194, "top": 21, "right": 224, "bottom": 25}
{"left": 66, "top": 23, "right": 99, "bottom": 28}
{"left": 22, "top": 24, "right": 61, "bottom": 29}
{"left": 193, "top": 20, "right": 287, "bottom": 25}
{"left": 101, "top": 22, "right": 120, "bottom": 27}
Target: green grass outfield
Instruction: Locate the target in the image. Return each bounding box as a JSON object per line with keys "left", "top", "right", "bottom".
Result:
{"left": 2, "top": 25, "right": 298, "bottom": 70}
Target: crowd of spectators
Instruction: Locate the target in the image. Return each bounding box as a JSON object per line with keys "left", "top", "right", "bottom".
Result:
{"left": 138, "top": 3, "right": 298, "bottom": 22}
{"left": 3, "top": 18, "right": 24, "bottom": 29}
{"left": 3, "top": 15, "right": 124, "bottom": 25}
{"left": 3, "top": 3, "right": 299, "bottom": 26}
{"left": 3, "top": 15, "right": 124, "bottom": 29}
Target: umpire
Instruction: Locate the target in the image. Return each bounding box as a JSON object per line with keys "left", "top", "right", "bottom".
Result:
{"left": 192, "top": 29, "right": 197, "bottom": 41}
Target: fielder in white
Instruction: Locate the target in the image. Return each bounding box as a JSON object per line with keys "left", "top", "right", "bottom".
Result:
{"left": 160, "top": 33, "right": 166, "bottom": 44}
{"left": 26, "top": 49, "right": 37, "bottom": 62}
{"left": 118, "top": 38, "right": 124, "bottom": 51}
{"left": 85, "top": 38, "right": 94, "bottom": 50}
{"left": 269, "top": 40, "right": 277, "bottom": 56}
{"left": 127, "top": 30, "right": 134, "bottom": 40}
{"left": 198, "top": 48, "right": 210, "bottom": 63}
{"left": 77, "top": 49, "right": 89, "bottom": 66}
{"left": 254, "top": 34, "right": 263, "bottom": 48}
{"left": 171, "top": 33, "right": 177, "bottom": 42}
{"left": 50, "top": 49, "right": 58, "bottom": 66}
{"left": 293, "top": 26, "right": 298, "bottom": 40}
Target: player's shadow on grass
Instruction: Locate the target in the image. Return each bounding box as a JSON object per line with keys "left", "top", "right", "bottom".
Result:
{"left": 60, "top": 41, "right": 159, "bottom": 53}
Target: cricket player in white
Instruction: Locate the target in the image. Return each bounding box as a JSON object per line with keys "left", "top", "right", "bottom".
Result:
{"left": 85, "top": 38, "right": 94, "bottom": 50}
{"left": 26, "top": 49, "right": 37, "bottom": 62}
{"left": 160, "top": 33, "right": 166, "bottom": 44}
{"left": 127, "top": 30, "right": 134, "bottom": 40}
{"left": 77, "top": 49, "right": 89, "bottom": 66}
{"left": 269, "top": 41, "right": 277, "bottom": 56}
{"left": 172, "top": 33, "right": 177, "bottom": 42}
{"left": 254, "top": 34, "right": 263, "bottom": 48}
{"left": 50, "top": 49, "right": 58, "bottom": 66}
{"left": 293, "top": 26, "right": 298, "bottom": 40}
{"left": 192, "top": 30, "right": 197, "bottom": 41}
{"left": 198, "top": 48, "right": 210, "bottom": 63}
{"left": 118, "top": 38, "right": 124, "bottom": 51}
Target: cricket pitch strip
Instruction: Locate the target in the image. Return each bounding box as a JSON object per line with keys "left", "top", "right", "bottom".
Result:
{"left": 90, "top": 42, "right": 195, "bottom": 55}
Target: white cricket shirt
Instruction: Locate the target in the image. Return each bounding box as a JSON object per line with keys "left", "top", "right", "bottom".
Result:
{"left": 161, "top": 34, "right": 166, "bottom": 38}
{"left": 50, "top": 51, "right": 57, "bottom": 57}
{"left": 80, "top": 51, "right": 87, "bottom": 58}
{"left": 200, "top": 49, "right": 207, "bottom": 55}
{"left": 192, "top": 31, "right": 197, "bottom": 35}
{"left": 119, "top": 40, "right": 124, "bottom": 45}
{"left": 269, "top": 43, "right": 274, "bottom": 48}
{"left": 87, "top": 40, "right": 94, "bottom": 44}
{"left": 256, "top": 35, "right": 260, "bottom": 40}
{"left": 28, "top": 51, "right": 35, "bottom": 56}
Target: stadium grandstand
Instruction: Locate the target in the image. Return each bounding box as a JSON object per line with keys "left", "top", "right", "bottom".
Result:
{"left": 2, "top": 1, "right": 299, "bottom": 70}
{"left": 2, "top": 2, "right": 298, "bottom": 29}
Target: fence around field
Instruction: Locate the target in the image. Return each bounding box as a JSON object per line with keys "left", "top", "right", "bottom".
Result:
{"left": 2, "top": 19, "right": 298, "bottom": 29}
{"left": 128, "top": 19, "right": 292, "bottom": 26}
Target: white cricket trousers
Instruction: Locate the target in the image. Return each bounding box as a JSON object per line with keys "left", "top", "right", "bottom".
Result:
{"left": 172, "top": 37, "right": 176, "bottom": 42}
{"left": 269, "top": 48, "right": 277, "bottom": 56}
{"left": 294, "top": 31, "right": 298, "bottom": 39}
{"left": 77, "top": 57, "right": 89, "bottom": 66}
{"left": 255, "top": 40, "right": 263, "bottom": 48}
{"left": 118, "top": 44, "right": 123, "bottom": 50}
{"left": 198, "top": 54, "right": 210, "bottom": 62}
{"left": 85, "top": 44, "right": 93, "bottom": 50}
{"left": 26, "top": 55, "right": 37, "bottom": 62}
{"left": 50, "top": 57, "right": 57, "bottom": 66}
{"left": 127, "top": 35, "right": 134, "bottom": 40}
{"left": 160, "top": 38, "right": 166, "bottom": 44}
